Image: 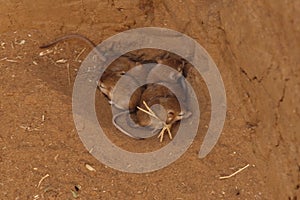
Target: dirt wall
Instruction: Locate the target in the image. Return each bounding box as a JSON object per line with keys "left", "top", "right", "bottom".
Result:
{"left": 0, "top": 0, "right": 299, "bottom": 199}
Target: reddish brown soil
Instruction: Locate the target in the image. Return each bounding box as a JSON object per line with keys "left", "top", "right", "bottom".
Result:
{"left": 0, "top": 1, "right": 299, "bottom": 199}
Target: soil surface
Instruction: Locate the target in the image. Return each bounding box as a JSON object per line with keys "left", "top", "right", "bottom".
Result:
{"left": 0, "top": 1, "right": 299, "bottom": 199}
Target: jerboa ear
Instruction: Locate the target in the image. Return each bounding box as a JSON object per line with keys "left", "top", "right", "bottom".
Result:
{"left": 112, "top": 111, "right": 160, "bottom": 139}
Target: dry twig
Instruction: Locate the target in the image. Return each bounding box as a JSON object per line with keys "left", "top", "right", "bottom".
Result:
{"left": 219, "top": 164, "right": 250, "bottom": 180}
{"left": 37, "top": 174, "right": 50, "bottom": 188}
{"left": 75, "top": 48, "right": 86, "bottom": 61}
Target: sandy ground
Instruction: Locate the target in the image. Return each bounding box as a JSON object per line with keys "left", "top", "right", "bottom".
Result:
{"left": 0, "top": 0, "right": 299, "bottom": 199}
